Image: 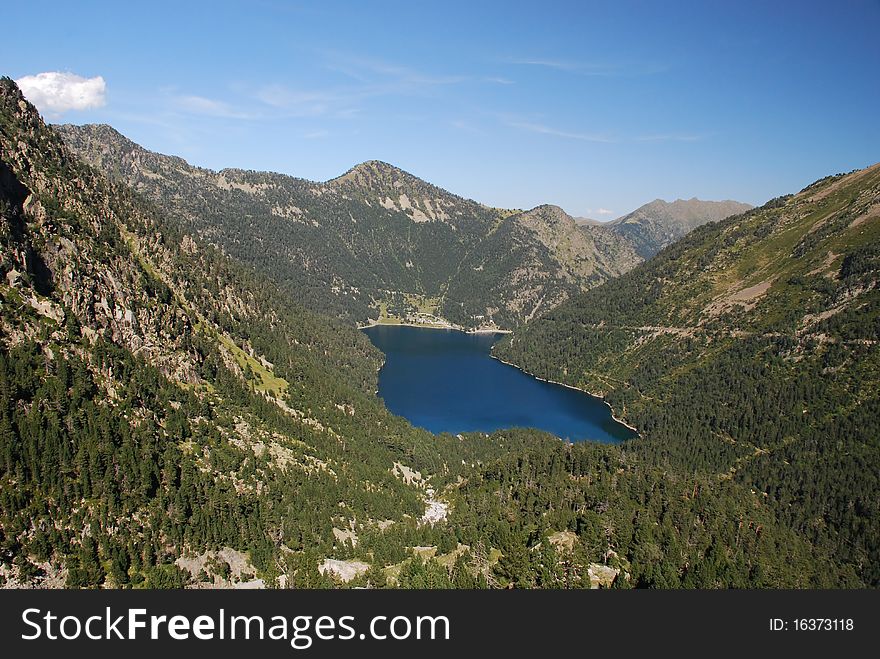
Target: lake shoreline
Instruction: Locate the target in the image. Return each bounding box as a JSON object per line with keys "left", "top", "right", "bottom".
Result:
{"left": 490, "top": 354, "right": 640, "bottom": 437}
{"left": 363, "top": 323, "right": 639, "bottom": 441}
{"left": 358, "top": 319, "right": 512, "bottom": 334}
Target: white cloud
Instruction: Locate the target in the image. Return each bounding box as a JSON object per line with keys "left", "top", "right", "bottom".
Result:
{"left": 596, "top": 208, "right": 614, "bottom": 216}
{"left": 15, "top": 72, "right": 106, "bottom": 115}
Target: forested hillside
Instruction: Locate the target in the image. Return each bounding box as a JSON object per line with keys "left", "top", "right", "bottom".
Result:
{"left": 441, "top": 204, "right": 639, "bottom": 325}
{"left": 0, "top": 75, "right": 439, "bottom": 587}
{"left": 1, "top": 76, "right": 843, "bottom": 589}
{"left": 56, "top": 124, "right": 737, "bottom": 329}
{"left": 497, "top": 165, "right": 880, "bottom": 585}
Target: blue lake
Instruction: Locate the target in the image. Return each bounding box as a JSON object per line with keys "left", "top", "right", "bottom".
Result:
{"left": 362, "top": 324, "right": 638, "bottom": 443}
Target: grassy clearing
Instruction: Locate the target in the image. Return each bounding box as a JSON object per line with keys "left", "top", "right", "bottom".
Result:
{"left": 374, "top": 292, "right": 449, "bottom": 326}
{"left": 218, "top": 334, "right": 288, "bottom": 396}
{"left": 405, "top": 294, "right": 441, "bottom": 315}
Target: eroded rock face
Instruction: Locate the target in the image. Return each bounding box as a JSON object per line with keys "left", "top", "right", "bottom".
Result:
{"left": 175, "top": 548, "right": 264, "bottom": 589}
{"left": 587, "top": 563, "right": 620, "bottom": 589}
{"left": 420, "top": 488, "right": 448, "bottom": 525}
{"left": 318, "top": 559, "right": 370, "bottom": 583}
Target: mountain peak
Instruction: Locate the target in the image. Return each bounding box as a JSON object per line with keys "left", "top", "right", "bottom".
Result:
{"left": 356, "top": 159, "right": 400, "bottom": 172}
{"left": 525, "top": 204, "right": 572, "bottom": 219}
{"left": 330, "top": 159, "right": 419, "bottom": 187}
{"left": 0, "top": 76, "right": 25, "bottom": 105}
{"left": 53, "top": 123, "right": 140, "bottom": 152}
{"left": 325, "top": 159, "right": 493, "bottom": 224}
{"left": 0, "top": 76, "right": 41, "bottom": 129}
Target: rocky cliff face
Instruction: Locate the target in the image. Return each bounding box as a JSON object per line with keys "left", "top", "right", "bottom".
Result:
{"left": 1, "top": 85, "right": 201, "bottom": 383}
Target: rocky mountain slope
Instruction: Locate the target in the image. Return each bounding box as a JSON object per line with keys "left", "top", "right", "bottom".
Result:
{"left": 55, "top": 124, "right": 739, "bottom": 329}
{"left": 608, "top": 198, "right": 753, "bottom": 258}
{"left": 0, "top": 76, "right": 440, "bottom": 587}
{"left": 496, "top": 164, "right": 880, "bottom": 585}
{"left": 446, "top": 204, "right": 639, "bottom": 323}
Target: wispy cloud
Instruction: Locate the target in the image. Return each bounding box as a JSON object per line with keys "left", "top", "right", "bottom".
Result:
{"left": 505, "top": 120, "right": 614, "bottom": 143}
{"left": 635, "top": 133, "right": 707, "bottom": 142}
{"left": 503, "top": 57, "right": 667, "bottom": 77}
{"left": 450, "top": 119, "right": 486, "bottom": 136}
{"left": 248, "top": 53, "right": 471, "bottom": 120}
{"left": 152, "top": 52, "right": 512, "bottom": 131}
{"left": 16, "top": 72, "right": 106, "bottom": 116}
{"left": 302, "top": 129, "right": 330, "bottom": 139}
{"left": 173, "top": 94, "right": 256, "bottom": 119}
{"left": 156, "top": 50, "right": 472, "bottom": 126}
{"left": 335, "top": 107, "right": 361, "bottom": 119}
{"left": 584, "top": 208, "right": 615, "bottom": 222}
{"left": 255, "top": 84, "right": 342, "bottom": 116}
{"left": 322, "top": 52, "right": 468, "bottom": 89}
{"left": 500, "top": 113, "right": 705, "bottom": 145}
{"left": 168, "top": 87, "right": 352, "bottom": 122}
{"left": 505, "top": 58, "right": 618, "bottom": 75}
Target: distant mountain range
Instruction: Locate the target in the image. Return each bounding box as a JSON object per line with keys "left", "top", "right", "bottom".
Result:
{"left": 56, "top": 123, "right": 749, "bottom": 329}
{"left": 607, "top": 198, "right": 753, "bottom": 258}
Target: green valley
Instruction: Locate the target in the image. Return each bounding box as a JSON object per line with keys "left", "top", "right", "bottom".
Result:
{"left": 1, "top": 71, "right": 876, "bottom": 591}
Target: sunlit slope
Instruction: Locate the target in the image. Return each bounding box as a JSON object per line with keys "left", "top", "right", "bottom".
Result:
{"left": 497, "top": 164, "right": 880, "bottom": 585}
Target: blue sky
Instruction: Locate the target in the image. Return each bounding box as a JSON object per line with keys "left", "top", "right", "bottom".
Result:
{"left": 3, "top": 0, "right": 878, "bottom": 217}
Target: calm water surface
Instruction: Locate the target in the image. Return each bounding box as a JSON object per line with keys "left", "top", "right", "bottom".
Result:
{"left": 362, "top": 325, "right": 637, "bottom": 443}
